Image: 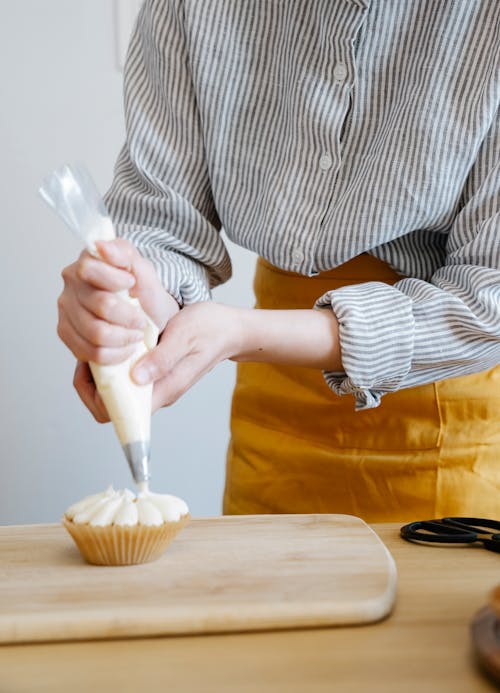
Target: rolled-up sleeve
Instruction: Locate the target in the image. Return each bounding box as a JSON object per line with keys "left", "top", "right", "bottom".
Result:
{"left": 104, "top": 0, "right": 231, "bottom": 305}
{"left": 317, "top": 108, "right": 500, "bottom": 410}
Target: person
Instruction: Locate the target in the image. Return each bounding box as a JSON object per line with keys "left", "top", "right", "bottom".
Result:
{"left": 57, "top": 0, "right": 500, "bottom": 522}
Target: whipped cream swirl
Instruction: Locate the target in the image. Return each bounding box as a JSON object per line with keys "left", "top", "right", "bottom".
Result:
{"left": 65, "top": 486, "right": 189, "bottom": 527}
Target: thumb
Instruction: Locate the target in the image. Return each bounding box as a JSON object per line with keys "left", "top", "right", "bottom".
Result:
{"left": 131, "top": 328, "right": 183, "bottom": 385}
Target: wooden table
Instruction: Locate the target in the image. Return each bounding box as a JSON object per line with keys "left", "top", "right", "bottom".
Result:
{"left": 0, "top": 523, "right": 498, "bottom": 692}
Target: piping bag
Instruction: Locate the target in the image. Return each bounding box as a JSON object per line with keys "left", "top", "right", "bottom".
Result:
{"left": 39, "top": 164, "right": 159, "bottom": 489}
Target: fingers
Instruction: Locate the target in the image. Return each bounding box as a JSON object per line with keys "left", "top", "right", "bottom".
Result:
{"left": 95, "top": 238, "right": 141, "bottom": 272}
{"left": 58, "top": 274, "right": 146, "bottom": 362}
{"left": 74, "top": 251, "right": 136, "bottom": 292}
{"left": 58, "top": 287, "right": 144, "bottom": 362}
{"left": 96, "top": 239, "right": 180, "bottom": 331}
{"left": 67, "top": 298, "right": 144, "bottom": 348}
{"left": 58, "top": 287, "right": 147, "bottom": 334}
{"left": 73, "top": 361, "right": 110, "bottom": 423}
{"left": 95, "top": 239, "right": 150, "bottom": 298}
{"left": 77, "top": 287, "right": 147, "bottom": 330}
{"left": 58, "top": 240, "right": 180, "bottom": 370}
{"left": 58, "top": 316, "right": 139, "bottom": 364}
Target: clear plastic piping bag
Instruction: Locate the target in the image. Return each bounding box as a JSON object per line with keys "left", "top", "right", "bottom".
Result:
{"left": 39, "top": 163, "right": 159, "bottom": 485}
{"left": 39, "top": 163, "right": 116, "bottom": 257}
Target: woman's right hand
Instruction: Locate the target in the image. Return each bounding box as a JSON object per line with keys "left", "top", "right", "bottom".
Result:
{"left": 57, "top": 238, "right": 179, "bottom": 420}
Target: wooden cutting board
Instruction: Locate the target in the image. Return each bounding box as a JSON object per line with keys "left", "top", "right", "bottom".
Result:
{"left": 0, "top": 514, "right": 397, "bottom": 644}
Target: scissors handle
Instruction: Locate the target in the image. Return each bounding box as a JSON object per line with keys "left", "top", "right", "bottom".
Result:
{"left": 400, "top": 517, "right": 500, "bottom": 553}
{"left": 401, "top": 520, "right": 477, "bottom": 544}
{"left": 441, "top": 517, "right": 500, "bottom": 534}
{"left": 481, "top": 539, "right": 500, "bottom": 553}
{"left": 442, "top": 518, "right": 500, "bottom": 553}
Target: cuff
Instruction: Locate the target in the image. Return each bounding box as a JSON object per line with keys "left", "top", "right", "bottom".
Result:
{"left": 111, "top": 223, "right": 212, "bottom": 306}
{"left": 138, "top": 245, "right": 211, "bottom": 306}
{"left": 315, "top": 282, "right": 415, "bottom": 410}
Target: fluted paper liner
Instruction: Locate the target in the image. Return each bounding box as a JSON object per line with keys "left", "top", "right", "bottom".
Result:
{"left": 62, "top": 515, "right": 190, "bottom": 566}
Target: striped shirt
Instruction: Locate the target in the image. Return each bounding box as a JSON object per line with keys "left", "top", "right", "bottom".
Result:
{"left": 104, "top": 0, "right": 500, "bottom": 410}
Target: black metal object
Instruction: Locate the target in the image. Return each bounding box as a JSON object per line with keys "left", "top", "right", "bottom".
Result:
{"left": 400, "top": 517, "right": 500, "bottom": 553}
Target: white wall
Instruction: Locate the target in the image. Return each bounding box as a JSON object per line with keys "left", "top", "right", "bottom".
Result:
{"left": 0, "top": 1, "right": 256, "bottom": 524}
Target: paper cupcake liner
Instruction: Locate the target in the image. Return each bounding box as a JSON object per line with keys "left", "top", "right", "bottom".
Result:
{"left": 62, "top": 515, "right": 189, "bottom": 566}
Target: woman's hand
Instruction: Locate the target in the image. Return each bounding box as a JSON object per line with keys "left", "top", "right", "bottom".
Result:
{"left": 58, "top": 238, "right": 179, "bottom": 422}
{"left": 57, "top": 238, "right": 179, "bottom": 365}
{"left": 131, "top": 304, "right": 342, "bottom": 412}
{"left": 131, "top": 302, "right": 243, "bottom": 412}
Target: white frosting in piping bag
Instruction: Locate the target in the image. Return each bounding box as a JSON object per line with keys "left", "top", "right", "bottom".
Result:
{"left": 90, "top": 297, "right": 159, "bottom": 447}
{"left": 65, "top": 487, "right": 189, "bottom": 526}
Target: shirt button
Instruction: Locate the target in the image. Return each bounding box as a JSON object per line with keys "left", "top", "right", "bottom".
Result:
{"left": 291, "top": 248, "right": 304, "bottom": 265}
{"left": 333, "top": 62, "right": 348, "bottom": 82}
{"left": 319, "top": 154, "right": 333, "bottom": 170}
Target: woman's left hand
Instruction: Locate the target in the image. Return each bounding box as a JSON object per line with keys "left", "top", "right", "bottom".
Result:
{"left": 131, "top": 301, "right": 342, "bottom": 412}
{"left": 132, "top": 302, "right": 243, "bottom": 412}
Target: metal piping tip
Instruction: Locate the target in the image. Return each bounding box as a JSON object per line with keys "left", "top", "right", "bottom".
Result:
{"left": 122, "top": 440, "right": 150, "bottom": 484}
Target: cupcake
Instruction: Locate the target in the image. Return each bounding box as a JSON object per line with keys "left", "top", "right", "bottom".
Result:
{"left": 62, "top": 486, "right": 189, "bottom": 565}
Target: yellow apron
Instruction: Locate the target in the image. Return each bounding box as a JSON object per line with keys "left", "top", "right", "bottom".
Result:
{"left": 223, "top": 254, "right": 500, "bottom": 522}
